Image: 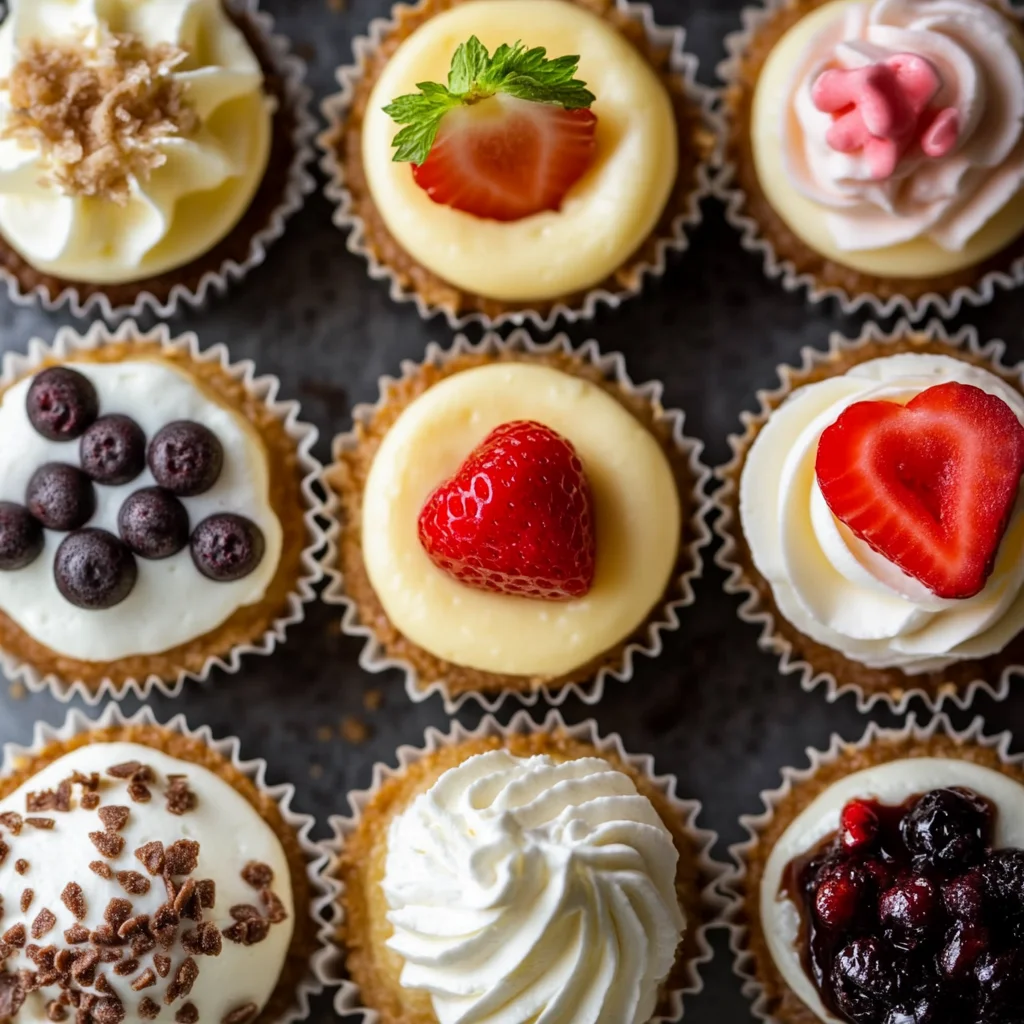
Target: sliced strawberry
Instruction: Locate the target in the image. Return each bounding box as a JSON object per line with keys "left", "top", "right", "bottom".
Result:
{"left": 412, "top": 95, "right": 597, "bottom": 222}
{"left": 418, "top": 420, "right": 596, "bottom": 600}
{"left": 815, "top": 382, "right": 1024, "bottom": 600}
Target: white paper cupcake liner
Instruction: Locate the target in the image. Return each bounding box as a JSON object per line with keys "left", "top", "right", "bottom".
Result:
{"left": 0, "top": 318, "right": 329, "bottom": 705}
{"left": 1, "top": 702, "right": 338, "bottom": 1024}
{"left": 317, "top": 708, "right": 726, "bottom": 1023}
{"left": 317, "top": 0, "right": 720, "bottom": 332}
{"left": 713, "top": 316, "right": 1024, "bottom": 714}
{"left": 0, "top": 0, "right": 317, "bottom": 321}
{"left": 714, "top": 0, "right": 1024, "bottom": 320}
{"left": 722, "top": 712, "right": 1020, "bottom": 1024}
{"left": 322, "top": 328, "right": 713, "bottom": 715}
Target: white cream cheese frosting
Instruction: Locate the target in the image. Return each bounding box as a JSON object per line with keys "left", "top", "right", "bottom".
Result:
{"left": 361, "top": 362, "right": 681, "bottom": 677}
{"left": 751, "top": 0, "right": 1024, "bottom": 277}
{"left": 761, "top": 757, "right": 1024, "bottom": 1024}
{"left": 0, "top": 360, "right": 283, "bottom": 662}
{"left": 361, "top": 0, "right": 679, "bottom": 304}
{"left": 740, "top": 353, "right": 1024, "bottom": 674}
{"left": 382, "top": 750, "right": 685, "bottom": 1024}
{"left": 0, "top": 741, "right": 295, "bottom": 1024}
{"left": 0, "top": 0, "right": 273, "bottom": 285}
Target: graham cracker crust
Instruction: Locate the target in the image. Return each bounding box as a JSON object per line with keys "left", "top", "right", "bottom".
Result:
{"left": 325, "top": 0, "right": 712, "bottom": 322}
{"left": 325, "top": 349, "right": 702, "bottom": 700}
{"left": 0, "top": 723, "right": 317, "bottom": 1024}
{"left": 0, "top": 3, "right": 299, "bottom": 311}
{"left": 735, "top": 732, "right": 1024, "bottom": 1024}
{"left": 718, "top": 334, "right": 1024, "bottom": 706}
{"left": 0, "top": 340, "right": 311, "bottom": 695}
{"left": 338, "top": 731, "right": 711, "bottom": 1024}
{"left": 722, "top": 0, "right": 1024, "bottom": 304}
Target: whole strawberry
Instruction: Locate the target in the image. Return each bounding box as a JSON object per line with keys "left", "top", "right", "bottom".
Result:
{"left": 418, "top": 420, "right": 596, "bottom": 600}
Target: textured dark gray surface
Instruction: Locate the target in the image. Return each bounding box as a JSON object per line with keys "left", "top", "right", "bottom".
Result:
{"left": 1, "top": 0, "right": 1024, "bottom": 1020}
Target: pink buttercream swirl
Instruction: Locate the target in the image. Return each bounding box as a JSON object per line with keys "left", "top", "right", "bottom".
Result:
{"left": 812, "top": 54, "right": 959, "bottom": 178}
{"left": 782, "top": 0, "right": 1024, "bottom": 253}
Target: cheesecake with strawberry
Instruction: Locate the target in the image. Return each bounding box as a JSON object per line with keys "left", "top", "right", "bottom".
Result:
{"left": 728, "top": 341, "right": 1024, "bottom": 705}
{"left": 329, "top": 345, "right": 701, "bottom": 702}
{"left": 323, "top": 0, "right": 709, "bottom": 323}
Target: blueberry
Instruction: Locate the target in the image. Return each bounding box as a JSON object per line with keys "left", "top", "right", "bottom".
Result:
{"left": 0, "top": 503, "right": 43, "bottom": 570}
{"left": 830, "top": 937, "right": 899, "bottom": 1023}
{"left": 26, "top": 463, "right": 94, "bottom": 531}
{"left": 26, "top": 367, "right": 98, "bottom": 441}
{"left": 80, "top": 414, "right": 146, "bottom": 485}
{"left": 54, "top": 529, "right": 136, "bottom": 609}
{"left": 118, "top": 488, "right": 189, "bottom": 560}
{"left": 879, "top": 877, "right": 941, "bottom": 950}
{"left": 190, "top": 514, "right": 264, "bottom": 582}
{"left": 148, "top": 421, "right": 223, "bottom": 496}
{"left": 901, "top": 788, "right": 993, "bottom": 872}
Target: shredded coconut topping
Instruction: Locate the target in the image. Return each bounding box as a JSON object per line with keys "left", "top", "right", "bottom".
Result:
{"left": 1, "top": 30, "right": 199, "bottom": 205}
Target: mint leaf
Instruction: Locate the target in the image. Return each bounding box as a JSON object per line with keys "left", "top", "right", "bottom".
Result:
{"left": 384, "top": 36, "right": 595, "bottom": 163}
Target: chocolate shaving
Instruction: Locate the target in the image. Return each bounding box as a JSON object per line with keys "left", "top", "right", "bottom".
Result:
{"left": 0, "top": 813, "right": 23, "bottom": 835}
{"left": 20, "top": 890, "right": 33, "bottom": 913}
{"left": 163, "top": 957, "right": 198, "bottom": 1004}
{"left": 106, "top": 762, "right": 154, "bottom": 783}
{"left": 165, "top": 777, "right": 196, "bottom": 816}
{"left": 14, "top": 859, "right": 28, "bottom": 875}
{"left": 89, "top": 924, "right": 120, "bottom": 948}
{"left": 180, "top": 923, "right": 221, "bottom": 958}
{"left": 228, "top": 906, "right": 261, "bottom": 922}
{"left": 71, "top": 949, "right": 99, "bottom": 985}
{"left": 103, "top": 899, "right": 132, "bottom": 931}
{"left": 153, "top": 954, "right": 170, "bottom": 978}
{"left": 63, "top": 924, "right": 89, "bottom": 945}
{"left": 240, "top": 862, "right": 273, "bottom": 889}
{"left": 135, "top": 842, "right": 165, "bottom": 876}
{"left": 220, "top": 1006, "right": 257, "bottom": 1024}
{"left": 222, "top": 916, "right": 268, "bottom": 947}
{"left": 94, "top": 973, "right": 114, "bottom": 996}
{"left": 173, "top": 878, "right": 198, "bottom": 920}
{"left": 150, "top": 904, "right": 179, "bottom": 949}
{"left": 98, "top": 807, "right": 129, "bottom": 831}
{"left": 89, "top": 831, "right": 125, "bottom": 859}
{"left": 61, "top": 883, "right": 86, "bottom": 921}
{"left": 80, "top": 793, "right": 100, "bottom": 811}
{"left": 112, "top": 958, "right": 138, "bottom": 977}
{"left": 127, "top": 782, "right": 151, "bottom": 804}
{"left": 26, "top": 787, "right": 69, "bottom": 813}
{"left": 139, "top": 997, "right": 161, "bottom": 1020}
{"left": 131, "top": 968, "right": 157, "bottom": 991}
{"left": 89, "top": 861, "right": 113, "bottom": 880}
{"left": 115, "top": 871, "right": 150, "bottom": 896}
{"left": 117, "top": 914, "right": 148, "bottom": 940}
{"left": 194, "top": 880, "right": 215, "bottom": 910}
{"left": 98, "top": 947, "right": 122, "bottom": 963}
{"left": 164, "top": 841, "right": 199, "bottom": 877}
{"left": 25, "top": 817, "right": 55, "bottom": 830}
{"left": 30, "top": 909, "right": 55, "bottom": 939}
{"left": 131, "top": 932, "right": 156, "bottom": 958}
{"left": 91, "top": 995, "right": 125, "bottom": 1024}
{"left": 174, "top": 1005, "right": 198, "bottom": 1024}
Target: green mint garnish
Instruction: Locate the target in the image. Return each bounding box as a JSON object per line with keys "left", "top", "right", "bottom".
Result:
{"left": 383, "top": 36, "right": 595, "bottom": 164}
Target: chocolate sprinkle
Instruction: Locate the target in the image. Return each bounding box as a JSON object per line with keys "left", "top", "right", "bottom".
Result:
{"left": 222, "top": 916, "right": 268, "bottom": 947}
{"left": 106, "top": 762, "right": 154, "bottom": 782}
{"left": 174, "top": 1004, "right": 198, "bottom": 1024}
{"left": 61, "top": 882, "right": 86, "bottom": 920}
{"left": 131, "top": 968, "right": 157, "bottom": 991}
{"left": 127, "top": 782, "right": 151, "bottom": 804}
{"left": 153, "top": 954, "right": 170, "bottom": 978}
{"left": 164, "top": 841, "right": 199, "bottom": 877}
{"left": 115, "top": 871, "right": 150, "bottom": 896}
{"left": 63, "top": 924, "right": 89, "bottom": 945}
{"left": 112, "top": 957, "right": 138, "bottom": 977}
{"left": 103, "top": 898, "right": 132, "bottom": 930}
{"left": 89, "top": 831, "right": 125, "bottom": 859}
{"left": 135, "top": 842, "right": 165, "bottom": 876}
{"left": 180, "top": 923, "right": 221, "bottom": 958}
{"left": 97, "top": 807, "right": 129, "bottom": 831}
{"left": 139, "top": 997, "right": 161, "bottom": 1020}
{"left": 80, "top": 793, "right": 100, "bottom": 811}
{"left": 194, "top": 880, "right": 215, "bottom": 910}
{"left": 20, "top": 889, "right": 33, "bottom": 913}
{"left": 89, "top": 861, "right": 113, "bottom": 880}
{"left": 26, "top": 817, "right": 55, "bottom": 830}
{"left": 31, "top": 908, "right": 56, "bottom": 939}
{"left": 165, "top": 777, "right": 196, "bottom": 817}
{"left": 163, "top": 957, "right": 198, "bottom": 1004}
{"left": 241, "top": 862, "right": 273, "bottom": 889}
{"left": 6, "top": 923, "right": 29, "bottom": 948}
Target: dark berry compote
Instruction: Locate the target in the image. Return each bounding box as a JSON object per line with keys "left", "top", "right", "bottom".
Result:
{"left": 783, "top": 787, "right": 1024, "bottom": 1024}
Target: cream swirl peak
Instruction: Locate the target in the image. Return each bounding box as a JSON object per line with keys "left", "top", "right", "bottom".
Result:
{"left": 741, "top": 354, "right": 1024, "bottom": 674}
{"left": 783, "top": 0, "right": 1024, "bottom": 252}
{"left": 0, "top": 0, "right": 273, "bottom": 285}
{"left": 382, "top": 750, "right": 685, "bottom": 1024}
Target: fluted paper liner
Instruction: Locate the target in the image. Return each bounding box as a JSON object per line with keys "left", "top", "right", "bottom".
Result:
{"left": 715, "top": 0, "right": 1024, "bottom": 320}
{"left": 318, "top": 709, "right": 726, "bottom": 1023}
{"left": 713, "top": 318, "right": 1024, "bottom": 713}
{"left": 0, "top": 0, "right": 316, "bottom": 321}
{"left": 0, "top": 319, "right": 328, "bottom": 704}
{"left": 322, "top": 329, "right": 713, "bottom": 714}
{"left": 722, "top": 713, "right": 1023, "bottom": 1024}
{"left": 317, "top": 0, "right": 719, "bottom": 331}
{"left": 0, "top": 702, "right": 338, "bottom": 1024}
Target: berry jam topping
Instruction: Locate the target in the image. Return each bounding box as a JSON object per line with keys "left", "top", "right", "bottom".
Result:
{"left": 118, "top": 487, "right": 189, "bottom": 560}
{"left": 54, "top": 528, "right": 137, "bottom": 609}
{"left": 79, "top": 413, "right": 146, "bottom": 485}
{"left": 148, "top": 420, "right": 224, "bottom": 496}
{"left": 0, "top": 502, "right": 43, "bottom": 571}
{"left": 784, "top": 787, "right": 1024, "bottom": 1023}
{"left": 190, "top": 513, "right": 264, "bottom": 582}
{"left": 25, "top": 367, "right": 99, "bottom": 441}
{"left": 25, "top": 462, "right": 95, "bottom": 532}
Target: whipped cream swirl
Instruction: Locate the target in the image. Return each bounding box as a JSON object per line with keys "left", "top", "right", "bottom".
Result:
{"left": 783, "top": 0, "right": 1024, "bottom": 252}
{"left": 741, "top": 354, "right": 1024, "bottom": 674}
{"left": 0, "top": 0, "right": 273, "bottom": 284}
{"left": 382, "top": 750, "right": 685, "bottom": 1024}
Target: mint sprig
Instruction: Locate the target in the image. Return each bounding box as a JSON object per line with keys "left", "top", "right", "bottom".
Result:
{"left": 383, "top": 37, "right": 595, "bottom": 164}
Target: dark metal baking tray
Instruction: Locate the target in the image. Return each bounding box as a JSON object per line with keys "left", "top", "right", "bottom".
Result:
{"left": 2, "top": 0, "right": 1024, "bottom": 1020}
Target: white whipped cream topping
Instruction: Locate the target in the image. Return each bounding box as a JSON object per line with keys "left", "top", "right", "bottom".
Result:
{"left": 0, "top": 0, "right": 273, "bottom": 285}
{"left": 0, "top": 741, "right": 295, "bottom": 1024}
{"left": 382, "top": 750, "right": 685, "bottom": 1024}
{"left": 783, "top": 0, "right": 1024, "bottom": 252}
{"left": 761, "top": 757, "right": 1024, "bottom": 1024}
{"left": 741, "top": 353, "right": 1024, "bottom": 674}
{"left": 0, "top": 360, "right": 282, "bottom": 662}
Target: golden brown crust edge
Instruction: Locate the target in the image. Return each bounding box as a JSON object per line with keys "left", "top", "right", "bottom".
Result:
{"left": 0, "top": 340, "right": 311, "bottom": 694}
{"left": 337, "top": 732, "right": 711, "bottom": 1024}
{"left": 718, "top": 333, "right": 1024, "bottom": 706}
{"left": 0, "top": 724, "right": 317, "bottom": 1024}
{"left": 734, "top": 733, "right": 1024, "bottom": 1024}
{"left": 722, "top": 0, "right": 1024, "bottom": 305}
{"left": 325, "top": 0, "right": 713, "bottom": 322}
{"left": 324, "top": 348, "right": 702, "bottom": 700}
